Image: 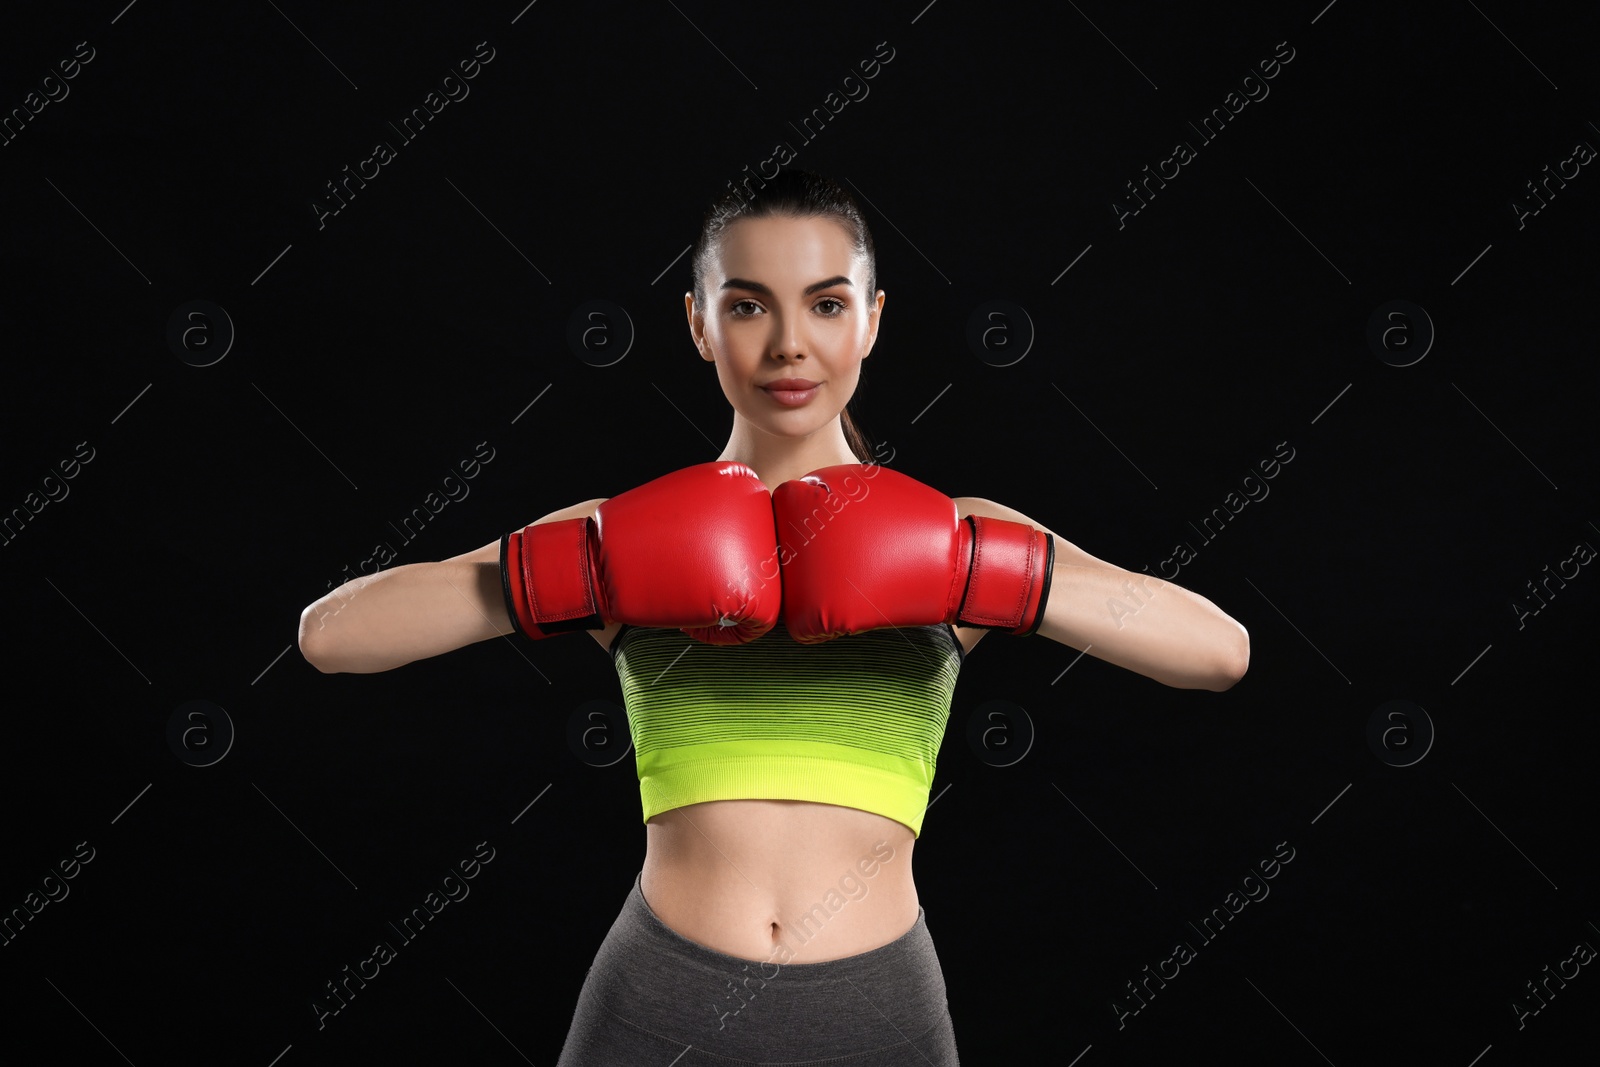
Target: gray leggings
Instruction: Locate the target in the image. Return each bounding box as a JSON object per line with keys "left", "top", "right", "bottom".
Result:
{"left": 555, "top": 872, "right": 961, "bottom": 1065}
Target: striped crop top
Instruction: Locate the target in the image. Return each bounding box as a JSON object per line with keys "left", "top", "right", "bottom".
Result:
{"left": 610, "top": 618, "right": 964, "bottom": 838}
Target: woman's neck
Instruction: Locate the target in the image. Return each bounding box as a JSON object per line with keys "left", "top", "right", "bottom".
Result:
{"left": 716, "top": 424, "right": 859, "bottom": 490}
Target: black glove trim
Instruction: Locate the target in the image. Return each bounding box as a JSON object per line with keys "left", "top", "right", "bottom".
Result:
{"left": 1018, "top": 532, "right": 1055, "bottom": 637}
{"left": 499, "top": 530, "right": 531, "bottom": 641}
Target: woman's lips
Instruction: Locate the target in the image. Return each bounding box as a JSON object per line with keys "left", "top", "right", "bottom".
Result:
{"left": 761, "top": 382, "right": 820, "bottom": 406}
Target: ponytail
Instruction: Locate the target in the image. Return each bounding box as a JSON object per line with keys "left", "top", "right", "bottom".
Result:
{"left": 841, "top": 406, "right": 874, "bottom": 463}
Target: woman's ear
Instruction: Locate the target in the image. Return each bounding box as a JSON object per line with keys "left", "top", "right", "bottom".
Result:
{"left": 685, "top": 292, "right": 713, "bottom": 361}
{"left": 862, "top": 289, "right": 886, "bottom": 358}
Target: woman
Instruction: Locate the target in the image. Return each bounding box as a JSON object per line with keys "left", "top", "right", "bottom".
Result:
{"left": 298, "top": 170, "right": 1249, "bottom": 1063}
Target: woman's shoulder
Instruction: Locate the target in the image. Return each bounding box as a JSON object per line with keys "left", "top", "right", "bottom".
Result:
{"left": 950, "top": 495, "right": 1030, "bottom": 524}
{"left": 562, "top": 497, "right": 609, "bottom": 520}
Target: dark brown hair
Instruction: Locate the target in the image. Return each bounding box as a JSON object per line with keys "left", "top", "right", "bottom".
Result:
{"left": 691, "top": 170, "right": 878, "bottom": 463}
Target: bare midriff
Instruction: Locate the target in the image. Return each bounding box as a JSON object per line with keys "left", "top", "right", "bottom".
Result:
{"left": 640, "top": 798, "right": 919, "bottom": 964}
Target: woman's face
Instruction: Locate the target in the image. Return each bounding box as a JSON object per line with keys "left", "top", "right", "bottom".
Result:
{"left": 688, "top": 214, "right": 884, "bottom": 442}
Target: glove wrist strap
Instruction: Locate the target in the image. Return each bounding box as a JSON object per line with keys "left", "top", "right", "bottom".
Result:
{"left": 955, "top": 516, "right": 1054, "bottom": 634}
{"left": 501, "top": 519, "right": 606, "bottom": 640}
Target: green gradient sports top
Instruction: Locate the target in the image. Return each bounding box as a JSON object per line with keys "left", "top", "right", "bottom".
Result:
{"left": 610, "top": 618, "right": 964, "bottom": 838}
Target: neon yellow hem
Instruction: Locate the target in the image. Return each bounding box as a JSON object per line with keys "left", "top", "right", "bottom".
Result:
{"left": 637, "top": 739, "right": 934, "bottom": 838}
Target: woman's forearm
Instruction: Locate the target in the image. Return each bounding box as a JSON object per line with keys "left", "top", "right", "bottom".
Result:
{"left": 297, "top": 559, "right": 511, "bottom": 674}
{"left": 1037, "top": 564, "right": 1250, "bottom": 691}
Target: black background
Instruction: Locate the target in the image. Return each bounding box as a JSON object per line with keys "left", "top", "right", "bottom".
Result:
{"left": 2, "top": 1, "right": 1596, "bottom": 1063}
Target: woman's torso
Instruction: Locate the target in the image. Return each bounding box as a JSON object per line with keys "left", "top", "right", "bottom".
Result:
{"left": 592, "top": 620, "right": 986, "bottom": 963}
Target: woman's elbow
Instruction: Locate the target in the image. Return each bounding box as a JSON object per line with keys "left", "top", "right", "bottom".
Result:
{"left": 297, "top": 604, "right": 345, "bottom": 674}
{"left": 1210, "top": 628, "right": 1250, "bottom": 691}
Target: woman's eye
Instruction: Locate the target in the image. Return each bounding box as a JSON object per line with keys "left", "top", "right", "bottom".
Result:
{"left": 730, "top": 299, "right": 760, "bottom": 317}
{"left": 817, "top": 298, "right": 846, "bottom": 315}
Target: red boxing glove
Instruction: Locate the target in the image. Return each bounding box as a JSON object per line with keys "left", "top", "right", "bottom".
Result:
{"left": 772, "top": 464, "right": 1053, "bottom": 644}
{"left": 500, "top": 462, "right": 781, "bottom": 644}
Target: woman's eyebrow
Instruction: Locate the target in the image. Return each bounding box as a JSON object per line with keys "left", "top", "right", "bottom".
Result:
{"left": 720, "top": 275, "right": 854, "bottom": 296}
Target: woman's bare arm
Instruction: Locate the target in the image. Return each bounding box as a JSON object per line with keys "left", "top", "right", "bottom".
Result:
{"left": 953, "top": 496, "right": 1248, "bottom": 690}
{"left": 297, "top": 499, "right": 607, "bottom": 674}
